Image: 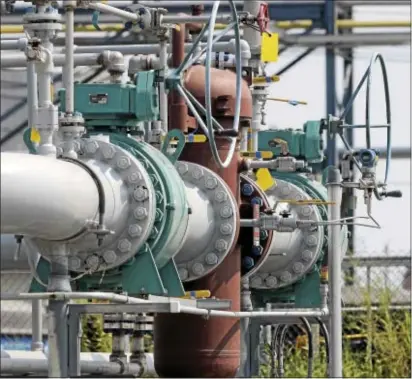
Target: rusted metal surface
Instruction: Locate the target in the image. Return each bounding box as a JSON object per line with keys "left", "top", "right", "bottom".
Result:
{"left": 155, "top": 66, "right": 252, "bottom": 378}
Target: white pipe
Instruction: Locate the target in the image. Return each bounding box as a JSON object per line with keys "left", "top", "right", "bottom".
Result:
{"left": 64, "top": 3, "right": 75, "bottom": 114}
{"left": 1, "top": 53, "right": 101, "bottom": 68}
{"left": 0, "top": 153, "right": 99, "bottom": 241}
{"left": 85, "top": 1, "right": 139, "bottom": 22}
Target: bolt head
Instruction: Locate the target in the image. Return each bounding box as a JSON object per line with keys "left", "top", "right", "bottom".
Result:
{"left": 117, "top": 156, "right": 131, "bottom": 170}
{"left": 280, "top": 271, "right": 292, "bottom": 283}
{"left": 134, "top": 207, "right": 148, "bottom": 220}
{"left": 177, "top": 162, "right": 189, "bottom": 175}
{"left": 205, "top": 253, "right": 219, "bottom": 265}
{"left": 133, "top": 187, "right": 149, "bottom": 202}
{"left": 191, "top": 262, "right": 205, "bottom": 276}
{"left": 85, "top": 140, "right": 99, "bottom": 154}
{"left": 118, "top": 239, "right": 132, "bottom": 253}
{"left": 293, "top": 262, "right": 304, "bottom": 274}
{"left": 128, "top": 224, "right": 143, "bottom": 238}
{"left": 250, "top": 276, "right": 263, "bottom": 287}
{"left": 149, "top": 175, "right": 159, "bottom": 187}
{"left": 86, "top": 255, "right": 99, "bottom": 268}
{"left": 128, "top": 172, "right": 143, "bottom": 184}
{"left": 265, "top": 276, "right": 278, "bottom": 288}
{"left": 305, "top": 234, "right": 318, "bottom": 247}
{"left": 280, "top": 184, "right": 291, "bottom": 196}
{"left": 220, "top": 223, "right": 233, "bottom": 236}
{"left": 103, "top": 250, "right": 117, "bottom": 264}
{"left": 220, "top": 205, "right": 233, "bottom": 219}
{"left": 178, "top": 267, "right": 188, "bottom": 280}
{"left": 155, "top": 209, "right": 164, "bottom": 222}
{"left": 302, "top": 250, "right": 313, "bottom": 262}
{"left": 205, "top": 177, "right": 218, "bottom": 189}
{"left": 300, "top": 205, "right": 313, "bottom": 217}
{"left": 155, "top": 191, "right": 164, "bottom": 204}
{"left": 192, "top": 168, "right": 204, "bottom": 180}
{"left": 149, "top": 226, "right": 159, "bottom": 240}
{"left": 102, "top": 145, "right": 116, "bottom": 160}
{"left": 215, "top": 239, "right": 228, "bottom": 252}
{"left": 215, "top": 191, "right": 228, "bottom": 203}
{"left": 69, "top": 256, "right": 81, "bottom": 270}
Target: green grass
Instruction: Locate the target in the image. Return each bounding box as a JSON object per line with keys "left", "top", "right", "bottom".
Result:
{"left": 259, "top": 288, "right": 411, "bottom": 378}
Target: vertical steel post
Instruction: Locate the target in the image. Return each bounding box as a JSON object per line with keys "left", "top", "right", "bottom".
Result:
{"left": 326, "top": 167, "right": 343, "bottom": 377}
{"left": 31, "top": 300, "right": 44, "bottom": 351}
{"left": 341, "top": 6, "right": 356, "bottom": 286}
{"left": 325, "top": 0, "right": 337, "bottom": 166}
{"left": 239, "top": 277, "right": 253, "bottom": 377}
{"left": 47, "top": 245, "right": 71, "bottom": 378}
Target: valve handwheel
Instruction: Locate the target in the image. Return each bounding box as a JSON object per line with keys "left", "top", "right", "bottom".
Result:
{"left": 334, "top": 53, "right": 396, "bottom": 199}
{"left": 257, "top": 3, "right": 269, "bottom": 34}
{"left": 165, "top": 0, "right": 242, "bottom": 169}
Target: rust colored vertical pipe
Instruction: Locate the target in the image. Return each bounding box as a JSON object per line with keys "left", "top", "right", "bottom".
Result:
{"left": 155, "top": 66, "right": 252, "bottom": 378}
{"left": 168, "top": 23, "right": 188, "bottom": 133}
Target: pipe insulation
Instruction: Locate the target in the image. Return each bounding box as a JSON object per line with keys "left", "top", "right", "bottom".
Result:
{"left": 0, "top": 153, "right": 100, "bottom": 241}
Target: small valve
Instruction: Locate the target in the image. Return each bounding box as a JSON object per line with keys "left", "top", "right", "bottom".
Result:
{"left": 378, "top": 190, "right": 403, "bottom": 198}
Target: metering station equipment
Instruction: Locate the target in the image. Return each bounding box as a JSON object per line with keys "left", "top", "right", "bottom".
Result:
{"left": 0, "top": 1, "right": 402, "bottom": 378}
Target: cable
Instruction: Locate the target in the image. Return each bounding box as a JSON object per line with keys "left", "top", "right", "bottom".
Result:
{"left": 316, "top": 317, "right": 330, "bottom": 377}
{"left": 300, "top": 317, "right": 314, "bottom": 378}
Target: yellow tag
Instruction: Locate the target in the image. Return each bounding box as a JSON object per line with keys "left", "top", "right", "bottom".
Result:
{"left": 256, "top": 168, "right": 276, "bottom": 191}
{"left": 30, "top": 128, "right": 41, "bottom": 144}
{"left": 50, "top": 84, "right": 54, "bottom": 100}
{"left": 261, "top": 33, "right": 279, "bottom": 63}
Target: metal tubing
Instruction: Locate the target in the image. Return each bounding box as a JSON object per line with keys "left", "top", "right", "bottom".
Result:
{"left": 326, "top": 167, "right": 343, "bottom": 378}
{"left": 85, "top": 1, "right": 139, "bottom": 22}
{"left": 0, "top": 153, "right": 99, "bottom": 240}
{"left": 64, "top": 3, "right": 75, "bottom": 114}
{"left": 159, "top": 38, "right": 168, "bottom": 133}
{"left": 0, "top": 53, "right": 101, "bottom": 68}
{"left": 27, "top": 60, "right": 38, "bottom": 130}
{"left": 31, "top": 300, "right": 44, "bottom": 352}
{"left": 0, "top": 358, "right": 144, "bottom": 376}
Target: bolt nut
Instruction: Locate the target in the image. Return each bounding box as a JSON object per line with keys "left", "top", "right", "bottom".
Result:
{"left": 280, "top": 271, "right": 292, "bottom": 283}
{"left": 302, "top": 250, "right": 313, "bottom": 262}
{"left": 300, "top": 205, "right": 313, "bottom": 217}
{"left": 205, "top": 253, "right": 219, "bottom": 265}
{"left": 205, "top": 177, "right": 218, "bottom": 189}
{"left": 155, "top": 191, "right": 164, "bottom": 204}
{"left": 192, "top": 168, "right": 204, "bottom": 180}
{"left": 149, "top": 226, "right": 159, "bottom": 240}
{"left": 280, "top": 184, "right": 291, "bottom": 196}
{"left": 220, "top": 205, "right": 233, "bottom": 219}
{"left": 220, "top": 223, "right": 233, "bottom": 236}
{"left": 149, "top": 175, "right": 159, "bottom": 187}
{"left": 133, "top": 187, "right": 149, "bottom": 202}
{"left": 215, "top": 191, "right": 228, "bottom": 203}
{"left": 102, "top": 145, "right": 116, "bottom": 160}
{"left": 118, "top": 239, "right": 132, "bottom": 253}
{"left": 155, "top": 209, "right": 164, "bottom": 222}
{"left": 86, "top": 255, "right": 100, "bottom": 268}
{"left": 250, "top": 276, "right": 263, "bottom": 287}
{"left": 69, "top": 256, "right": 82, "bottom": 270}
{"left": 128, "top": 224, "right": 143, "bottom": 238}
{"left": 265, "top": 276, "right": 278, "bottom": 288}
{"left": 134, "top": 207, "right": 148, "bottom": 220}
{"left": 128, "top": 172, "right": 143, "bottom": 184}
{"left": 85, "top": 140, "right": 99, "bottom": 154}
{"left": 293, "top": 262, "right": 305, "bottom": 274}
{"left": 305, "top": 235, "right": 318, "bottom": 247}
{"left": 215, "top": 239, "right": 228, "bottom": 252}
{"left": 117, "top": 156, "right": 131, "bottom": 170}
{"left": 103, "top": 250, "right": 117, "bottom": 264}
{"left": 177, "top": 162, "right": 189, "bottom": 175}
{"left": 178, "top": 267, "right": 188, "bottom": 280}
{"left": 191, "top": 262, "right": 205, "bottom": 276}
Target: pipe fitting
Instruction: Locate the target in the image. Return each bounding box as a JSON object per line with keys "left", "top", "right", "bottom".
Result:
{"left": 129, "top": 54, "right": 161, "bottom": 74}
{"left": 99, "top": 50, "right": 126, "bottom": 75}
{"left": 227, "top": 38, "right": 252, "bottom": 66}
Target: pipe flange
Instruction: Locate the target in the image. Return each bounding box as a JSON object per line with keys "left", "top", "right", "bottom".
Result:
{"left": 250, "top": 179, "right": 324, "bottom": 290}
{"left": 174, "top": 161, "right": 238, "bottom": 282}
{"left": 23, "top": 8, "right": 63, "bottom": 33}
{"left": 57, "top": 138, "right": 156, "bottom": 272}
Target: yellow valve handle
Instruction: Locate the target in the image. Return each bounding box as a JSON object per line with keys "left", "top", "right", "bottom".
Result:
{"left": 256, "top": 168, "right": 276, "bottom": 191}
{"left": 161, "top": 134, "right": 207, "bottom": 144}
{"left": 267, "top": 97, "right": 308, "bottom": 106}
{"left": 253, "top": 75, "right": 280, "bottom": 85}
{"left": 181, "top": 290, "right": 211, "bottom": 299}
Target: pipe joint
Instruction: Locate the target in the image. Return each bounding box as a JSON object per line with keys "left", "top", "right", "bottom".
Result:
{"left": 99, "top": 50, "right": 126, "bottom": 75}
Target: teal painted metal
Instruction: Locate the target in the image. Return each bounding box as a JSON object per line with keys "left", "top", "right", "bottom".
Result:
{"left": 26, "top": 132, "right": 188, "bottom": 297}
{"left": 58, "top": 71, "right": 159, "bottom": 128}
{"left": 257, "top": 121, "right": 324, "bottom": 163}
{"left": 252, "top": 171, "right": 348, "bottom": 308}
{"left": 161, "top": 129, "right": 186, "bottom": 164}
